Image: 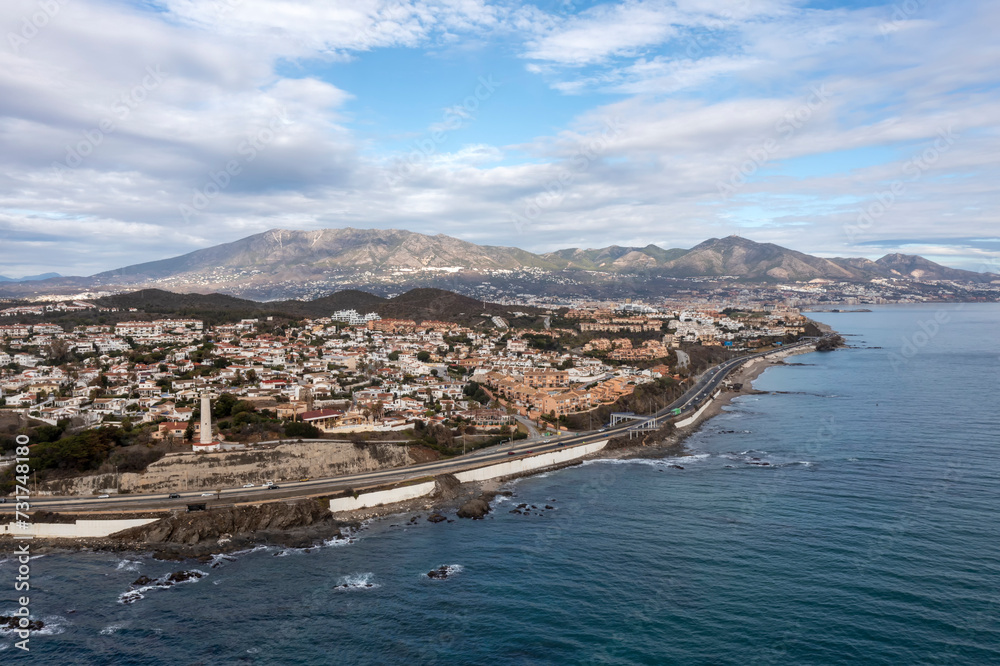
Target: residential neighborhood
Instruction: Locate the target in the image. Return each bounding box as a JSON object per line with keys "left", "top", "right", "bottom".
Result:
{"left": 0, "top": 296, "right": 814, "bottom": 454}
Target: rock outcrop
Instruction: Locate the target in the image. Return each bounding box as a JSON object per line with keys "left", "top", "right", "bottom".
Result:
{"left": 456, "top": 498, "right": 490, "bottom": 520}
{"left": 1, "top": 616, "right": 44, "bottom": 631}
{"left": 111, "top": 500, "right": 333, "bottom": 545}
{"left": 433, "top": 473, "right": 462, "bottom": 501}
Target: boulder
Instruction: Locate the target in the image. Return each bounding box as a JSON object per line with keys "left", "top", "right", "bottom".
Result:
{"left": 166, "top": 570, "right": 205, "bottom": 584}
{"left": 433, "top": 474, "right": 462, "bottom": 501}
{"left": 0, "top": 616, "right": 44, "bottom": 631}
{"left": 130, "top": 575, "right": 154, "bottom": 588}
{"left": 456, "top": 498, "right": 490, "bottom": 520}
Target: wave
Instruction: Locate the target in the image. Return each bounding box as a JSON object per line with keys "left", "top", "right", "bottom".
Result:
{"left": 115, "top": 559, "right": 142, "bottom": 572}
{"left": 0, "top": 614, "right": 68, "bottom": 637}
{"left": 117, "top": 570, "right": 209, "bottom": 605}
{"left": 273, "top": 548, "right": 304, "bottom": 557}
{"left": 584, "top": 453, "right": 711, "bottom": 469}
{"left": 99, "top": 624, "right": 123, "bottom": 636}
{"left": 323, "top": 520, "right": 369, "bottom": 548}
{"left": 334, "top": 573, "right": 379, "bottom": 590}
{"left": 227, "top": 545, "right": 271, "bottom": 558}
{"left": 425, "top": 564, "right": 463, "bottom": 580}
{"left": 213, "top": 552, "right": 238, "bottom": 565}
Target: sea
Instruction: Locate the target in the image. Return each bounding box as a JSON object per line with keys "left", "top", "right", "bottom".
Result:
{"left": 3, "top": 303, "right": 1000, "bottom": 665}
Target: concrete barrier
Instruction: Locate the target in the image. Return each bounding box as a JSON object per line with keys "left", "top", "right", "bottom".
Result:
{"left": 328, "top": 440, "right": 608, "bottom": 513}
{"left": 453, "top": 440, "right": 608, "bottom": 483}
{"left": 675, "top": 391, "right": 720, "bottom": 429}
{"left": 329, "top": 481, "right": 437, "bottom": 513}
{"left": 1, "top": 518, "right": 158, "bottom": 538}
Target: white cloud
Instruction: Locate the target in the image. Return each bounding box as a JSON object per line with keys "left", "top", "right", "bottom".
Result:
{"left": 524, "top": 1, "right": 682, "bottom": 65}
{"left": 1, "top": 0, "right": 999, "bottom": 276}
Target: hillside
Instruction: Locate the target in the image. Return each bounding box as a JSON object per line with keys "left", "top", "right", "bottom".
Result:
{"left": 286, "top": 290, "right": 387, "bottom": 317}
{"left": 82, "top": 287, "right": 537, "bottom": 327}
{"left": 91, "top": 228, "right": 561, "bottom": 285}
{"left": 873, "top": 253, "right": 993, "bottom": 283}
{"left": 659, "top": 236, "right": 861, "bottom": 280}
{"left": 2, "top": 229, "right": 995, "bottom": 300}
{"left": 542, "top": 244, "right": 688, "bottom": 270}
{"left": 377, "top": 288, "right": 540, "bottom": 324}
{"left": 0, "top": 272, "right": 61, "bottom": 282}
{"left": 97, "top": 289, "right": 264, "bottom": 313}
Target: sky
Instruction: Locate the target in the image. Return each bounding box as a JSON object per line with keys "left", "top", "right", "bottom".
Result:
{"left": 1, "top": 0, "right": 998, "bottom": 277}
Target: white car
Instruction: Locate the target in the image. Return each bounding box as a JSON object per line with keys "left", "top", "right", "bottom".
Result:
{"left": 97, "top": 494, "right": 110, "bottom": 499}
{"left": 201, "top": 492, "right": 215, "bottom": 497}
{"left": 242, "top": 483, "right": 255, "bottom": 488}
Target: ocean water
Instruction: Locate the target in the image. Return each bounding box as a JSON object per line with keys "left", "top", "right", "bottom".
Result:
{"left": 3, "top": 303, "right": 1000, "bottom": 665}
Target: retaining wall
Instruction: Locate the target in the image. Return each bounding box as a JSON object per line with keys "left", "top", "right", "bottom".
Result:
{"left": 329, "top": 440, "right": 608, "bottom": 513}
{"left": 453, "top": 440, "right": 608, "bottom": 483}
{"left": 675, "top": 390, "right": 721, "bottom": 429}
{"left": 328, "top": 481, "right": 437, "bottom": 513}
{"left": 1, "top": 518, "right": 158, "bottom": 538}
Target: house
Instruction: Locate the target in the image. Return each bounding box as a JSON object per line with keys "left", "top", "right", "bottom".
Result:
{"left": 461, "top": 409, "right": 513, "bottom": 429}
{"left": 299, "top": 408, "right": 345, "bottom": 431}
{"left": 538, "top": 389, "right": 593, "bottom": 417}
{"left": 153, "top": 421, "right": 191, "bottom": 440}
{"left": 115, "top": 321, "right": 163, "bottom": 338}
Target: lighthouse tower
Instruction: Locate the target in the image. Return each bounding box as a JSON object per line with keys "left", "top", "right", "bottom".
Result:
{"left": 192, "top": 392, "right": 222, "bottom": 452}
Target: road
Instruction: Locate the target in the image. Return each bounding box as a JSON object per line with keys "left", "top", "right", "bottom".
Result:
{"left": 512, "top": 414, "right": 541, "bottom": 438}
{"left": 2, "top": 341, "right": 815, "bottom": 515}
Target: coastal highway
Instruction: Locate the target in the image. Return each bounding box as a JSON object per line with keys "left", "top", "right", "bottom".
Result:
{"left": 2, "top": 340, "right": 816, "bottom": 515}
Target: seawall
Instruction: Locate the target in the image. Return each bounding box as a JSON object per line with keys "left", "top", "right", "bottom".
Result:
{"left": 329, "top": 440, "right": 609, "bottom": 514}
{"left": 329, "top": 481, "right": 438, "bottom": 512}
{"left": 1, "top": 518, "right": 158, "bottom": 538}
{"left": 675, "top": 390, "right": 721, "bottom": 429}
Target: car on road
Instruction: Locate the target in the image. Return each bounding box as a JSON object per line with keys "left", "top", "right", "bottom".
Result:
{"left": 525, "top": 450, "right": 533, "bottom": 454}
{"left": 242, "top": 483, "right": 255, "bottom": 488}
{"left": 0, "top": 498, "right": 6, "bottom": 504}
{"left": 168, "top": 493, "right": 180, "bottom": 499}
{"left": 98, "top": 494, "right": 110, "bottom": 499}
{"left": 201, "top": 492, "right": 215, "bottom": 497}
{"left": 508, "top": 451, "right": 517, "bottom": 456}
{"left": 266, "top": 485, "right": 280, "bottom": 490}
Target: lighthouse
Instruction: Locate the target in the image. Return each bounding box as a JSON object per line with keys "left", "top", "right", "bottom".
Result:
{"left": 193, "top": 391, "right": 222, "bottom": 452}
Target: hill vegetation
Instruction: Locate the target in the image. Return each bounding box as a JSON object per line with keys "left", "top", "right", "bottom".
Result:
{"left": 4, "top": 287, "right": 544, "bottom": 328}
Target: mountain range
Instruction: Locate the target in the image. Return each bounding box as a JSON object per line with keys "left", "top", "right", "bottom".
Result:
{"left": 0, "top": 272, "right": 62, "bottom": 282}
{"left": 0, "top": 228, "right": 995, "bottom": 299}
{"left": 93, "top": 229, "right": 998, "bottom": 282}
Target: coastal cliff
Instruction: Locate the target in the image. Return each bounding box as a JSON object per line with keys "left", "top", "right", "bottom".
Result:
{"left": 105, "top": 500, "right": 349, "bottom": 558}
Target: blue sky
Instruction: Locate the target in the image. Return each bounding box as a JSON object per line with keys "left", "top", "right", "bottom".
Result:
{"left": 0, "top": 0, "right": 998, "bottom": 276}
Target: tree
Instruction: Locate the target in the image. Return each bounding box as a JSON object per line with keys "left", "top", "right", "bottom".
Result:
{"left": 284, "top": 421, "right": 320, "bottom": 438}
{"left": 47, "top": 340, "right": 71, "bottom": 365}
{"left": 417, "top": 351, "right": 431, "bottom": 363}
